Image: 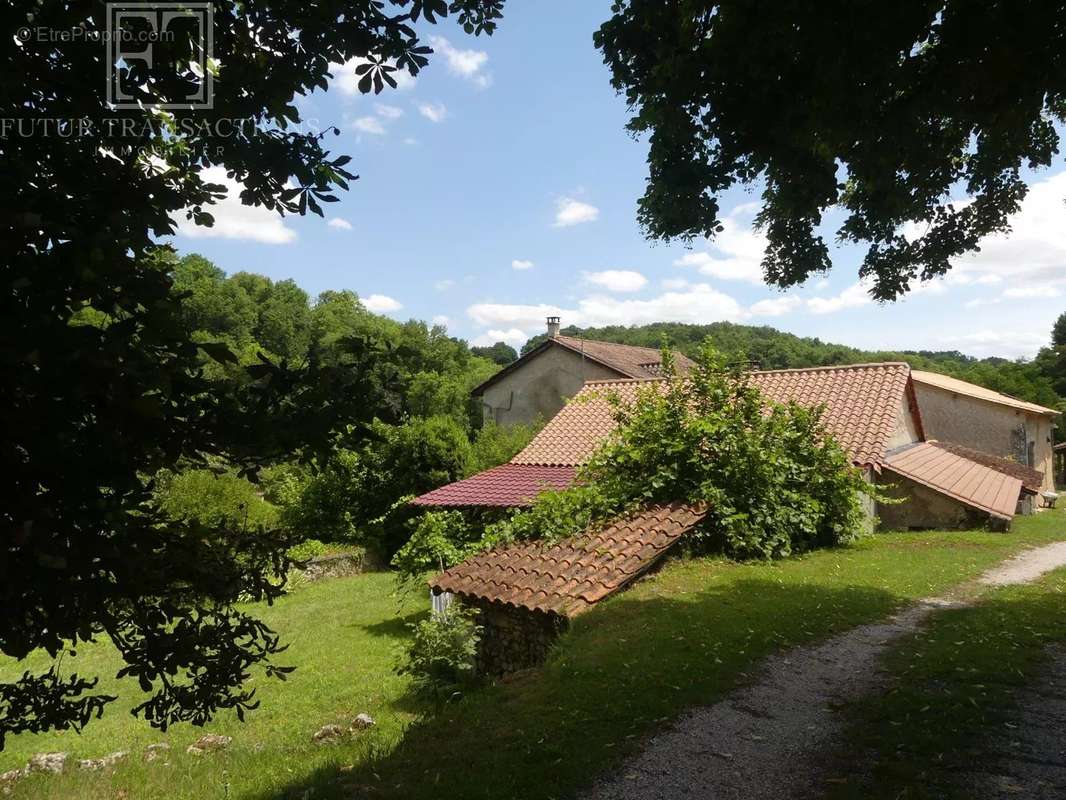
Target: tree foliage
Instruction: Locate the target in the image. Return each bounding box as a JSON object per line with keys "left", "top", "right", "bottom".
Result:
{"left": 1, "top": 0, "right": 504, "bottom": 745}
{"left": 471, "top": 341, "right": 518, "bottom": 366}
{"left": 595, "top": 1, "right": 1066, "bottom": 299}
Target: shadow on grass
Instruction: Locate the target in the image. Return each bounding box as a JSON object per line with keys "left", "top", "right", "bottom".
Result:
{"left": 360, "top": 608, "right": 428, "bottom": 639}
{"left": 825, "top": 582, "right": 1066, "bottom": 800}
{"left": 256, "top": 576, "right": 903, "bottom": 800}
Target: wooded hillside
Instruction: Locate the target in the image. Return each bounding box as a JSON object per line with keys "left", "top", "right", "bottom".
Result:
{"left": 522, "top": 320, "right": 1065, "bottom": 411}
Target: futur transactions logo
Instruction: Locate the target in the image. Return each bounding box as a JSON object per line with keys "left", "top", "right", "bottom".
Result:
{"left": 106, "top": 2, "right": 214, "bottom": 109}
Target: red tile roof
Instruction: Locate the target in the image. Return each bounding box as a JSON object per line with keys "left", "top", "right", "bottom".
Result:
{"left": 410, "top": 464, "right": 576, "bottom": 508}
{"left": 430, "top": 502, "right": 707, "bottom": 617}
{"left": 471, "top": 336, "right": 694, "bottom": 396}
{"left": 884, "top": 442, "right": 1023, "bottom": 520}
{"left": 927, "top": 441, "right": 1044, "bottom": 494}
{"left": 512, "top": 363, "right": 914, "bottom": 469}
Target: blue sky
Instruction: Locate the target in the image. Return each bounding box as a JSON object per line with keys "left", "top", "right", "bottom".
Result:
{"left": 171, "top": 0, "right": 1065, "bottom": 359}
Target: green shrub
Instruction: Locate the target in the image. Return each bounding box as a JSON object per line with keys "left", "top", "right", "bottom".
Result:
{"left": 398, "top": 605, "right": 482, "bottom": 697}
{"left": 466, "top": 419, "right": 543, "bottom": 476}
{"left": 286, "top": 538, "right": 328, "bottom": 563}
{"left": 279, "top": 416, "right": 474, "bottom": 553}
{"left": 156, "top": 468, "right": 278, "bottom": 530}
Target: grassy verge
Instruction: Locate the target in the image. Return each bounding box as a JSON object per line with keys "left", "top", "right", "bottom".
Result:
{"left": 827, "top": 564, "right": 1066, "bottom": 798}
{"left": 295, "top": 510, "right": 1066, "bottom": 800}
{"left": 2, "top": 509, "right": 1063, "bottom": 799}
{"left": 0, "top": 573, "right": 425, "bottom": 799}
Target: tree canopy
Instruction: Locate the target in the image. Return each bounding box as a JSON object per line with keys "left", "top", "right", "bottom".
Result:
{"left": 2, "top": 0, "right": 504, "bottom": 746}
{"left": 595, "top": 1, "right": 1066, "bottom": 299}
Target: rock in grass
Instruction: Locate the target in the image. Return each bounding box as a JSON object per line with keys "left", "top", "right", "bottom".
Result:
{"left": 311, "top": 724, "right": 346, "bottom": 745}
{"left": 78, "top": 751, "right": 128, "bottom": 771}
{"left": 186, "top": 735, "right": 231, "bottom": 756}
{"left": 1, "top": 767, "right": 27, "bottom": 792}
{"left": 143, "top": 743, "right": 171, "bottom": 763}
{"left": 26, "top": 753, "right": 68, "bottom": 774}
{"left": 348, "top": 713, "right": 375, "bottom": 731}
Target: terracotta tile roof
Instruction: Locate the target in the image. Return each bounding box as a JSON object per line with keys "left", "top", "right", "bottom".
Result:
{"left": 430, "top": 502, "right": 707, "bottom": 617}
{"left": 552, "top": 336, "right": 697, "bottom": 378}
{"left": 512, "top": 363, "right": 913, "bottom": 469}
{"left": 410, "top": 464, "right": 576, "bottom": 507}
{"left": 471, "top": 336, "right": 694, "bottom": 396}
{"left": 927, "top": 440, "right": 1044, "bottom": 495}
{"left": 911, "top": 370, "right": 1060, "bottom": 417}
{"left": 884, "top": 442, "right": 1023, "bottom": 520}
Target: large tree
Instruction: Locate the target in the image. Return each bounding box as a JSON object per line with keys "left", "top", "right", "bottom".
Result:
{"left": 595, "top": 0, "right": 1066, "bottom": 299}
{"left": 1, "top": 0, "right": 503, "bottom": 746}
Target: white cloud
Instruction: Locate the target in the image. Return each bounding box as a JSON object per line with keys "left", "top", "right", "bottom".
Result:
{"left": 964, "top": 297, "right": 1002, "bottom": 309}
{"left": 806, "top": 280, "right": 874, "bottom": 314}
{"left": 327, "top": 217, "right": 352, "bottom": 231}
{"left": 935, "top": 329, "right": 1051, "bottom": 359}
{"left": 673, "top": 204, "right": 767, "bottom": 283}
{"left": 432, "top": 314, "right": 451, "bottom": 327}
{"left": 554, "top": 197, "right": 599, "bottom": 227}
{"left": 331, "top": 58, "right": 416, "bottom": 95}
{"left": 417, "top": 102, "right": 448, "bottom": 123}
{"left": 175, "top": 166, "right": 296, "bottom": 244}
{"left": 1004, "top": 286, "right": 1061, "bottom": 299}
{"left": 375, "top": 103, "right": 403, "bottom": 120}
{"left": 468, "top": 302, "right": 565, "bottom": 330}
{"left": 429, "top": 36, "right": 491, "bottom": 88}
{"left": 914, "top": 171, "right": 1066, "bottom": 292}
{"left": 434, "top": 279, "right": 455, "bottom": 291}
{"left": 352, "top": 116, "right": 386, "bottom": 135}
{"left": 472, "top": 328, "right": 530, "bottom": 347}
{"left": 750, "top": 295, "right": 802, "bottom": 317}
{"left": 362, "top": 294, "right": 402, "bottom": 313}
{"left": 511, "top": 259, "right": 535, "bottom": 271}
{"left": 661, "top": 278, "right": 691, "bottom": 290}
{"left": 583, "top": 270, "right": 648, "bottom": 293}
{"left": 467, "top": 283, "right": 743, "bottom": 332}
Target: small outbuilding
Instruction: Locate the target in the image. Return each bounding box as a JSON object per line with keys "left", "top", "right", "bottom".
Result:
{"left": 431, "top": 502, "right": 707, "bottom": 674}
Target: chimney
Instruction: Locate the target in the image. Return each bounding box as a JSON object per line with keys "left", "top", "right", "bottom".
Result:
{"left": 546, "top": 316, "right": 560, "bottom": 339}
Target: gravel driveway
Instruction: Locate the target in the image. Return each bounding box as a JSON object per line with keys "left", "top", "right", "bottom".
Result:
{"left": 585, "top": 542, "right": 1066, "bottom": 800}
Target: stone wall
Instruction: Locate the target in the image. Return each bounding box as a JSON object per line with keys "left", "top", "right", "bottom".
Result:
{"left": 301, "top": 551, "right": 367, "bottom": 582}
{"left": 467, "top": 599, "right": 568, "bottom": 675}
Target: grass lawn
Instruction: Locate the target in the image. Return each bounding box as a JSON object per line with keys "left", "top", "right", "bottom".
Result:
{"left": 2, "top": 508, "right": 1064, "bottom": 799}
{"left": 828, "top": 562, "right": 1066, "bottom": 798}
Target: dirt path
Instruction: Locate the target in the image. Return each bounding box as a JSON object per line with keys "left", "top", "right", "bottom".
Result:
{"left": 585, "top": 543, "right": 1066, "bottom": 800}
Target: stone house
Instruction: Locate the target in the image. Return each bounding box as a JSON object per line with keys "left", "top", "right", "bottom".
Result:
{"left": 419, "top": 362, "right": 1028, "bottom": 530}
{"left": 471, "top": 317, "right": 695, "bottom": 427}
{"left": 911, "top": 370, "right": 1059, "bottom": 492}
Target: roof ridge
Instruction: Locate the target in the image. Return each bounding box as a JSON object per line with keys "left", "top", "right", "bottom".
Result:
{"left": 554, "top": 335, "right": 669, "bottom": 354}
{"left": 750, "top": 361, "right": 910, "bottom": 375}
{"left": 580, "top": 360, "right": 911, "bottom": 386}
